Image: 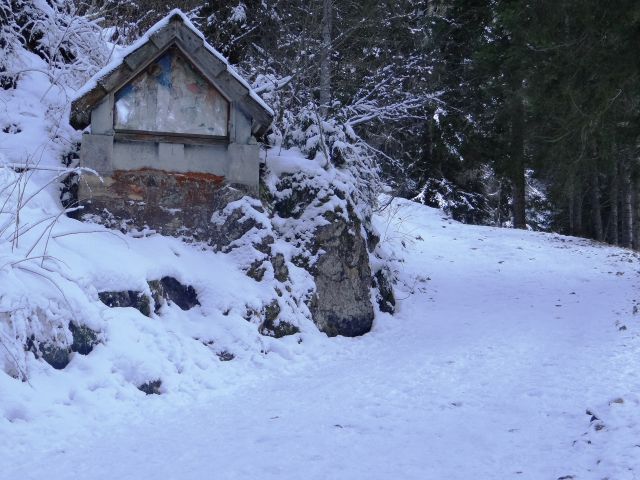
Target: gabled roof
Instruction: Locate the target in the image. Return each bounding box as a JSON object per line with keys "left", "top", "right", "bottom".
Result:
{"left": 70, "top": 9, "right": 273, "bottom": 136}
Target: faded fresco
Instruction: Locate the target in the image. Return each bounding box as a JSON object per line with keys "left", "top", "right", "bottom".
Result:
{"left": 114, "top": 48, "right": 229, "bottom": 136}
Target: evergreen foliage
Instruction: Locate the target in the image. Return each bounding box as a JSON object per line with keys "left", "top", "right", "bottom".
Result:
{"left": 2, "top": 0, "right": 639, "bottom": 247}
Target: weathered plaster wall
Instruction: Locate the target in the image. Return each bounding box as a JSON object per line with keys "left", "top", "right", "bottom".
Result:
{"left": 80, "top": 137, "right": 260, "bottom": 186}
{"left": 89, "top": 89, "right": 253, "bottom": 143}
{"left": 90, "top": 97, "right": 113, "bottom": 134}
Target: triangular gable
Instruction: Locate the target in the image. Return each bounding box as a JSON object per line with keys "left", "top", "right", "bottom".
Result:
{"left": 70, "top": 10, "right": 273, "bottom": 136}
{"left": 113, "top": 46, "right": 231, "bottom": 136}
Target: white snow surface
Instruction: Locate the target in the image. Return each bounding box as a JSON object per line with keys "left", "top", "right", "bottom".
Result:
{"left": 2, "top": 195, "right": 640, "bottom": 479}
{"left": 2, "top": 26, "right": 640, "bottom": 478}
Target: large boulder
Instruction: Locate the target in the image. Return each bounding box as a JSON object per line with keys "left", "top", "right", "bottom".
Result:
{"left": 272, "top": 172, "right": 375, "bottom": 337}
{"left": 307, "top": 209, "right": 374, "bottom": 336}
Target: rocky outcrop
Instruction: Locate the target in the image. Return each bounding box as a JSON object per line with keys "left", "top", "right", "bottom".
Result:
{"left": 10, "top": 304, "right": 101, "bottom": 372}
{"left": 21, "top": 308, "right": 73, "bottom": 370}
{"left": 258, "top": 300, "right": 300, "bottom": 338}
{"left": 99, "top": 290, "right": 152, "bottom": 317}
{"left": 148, "top": 277, "right": 200, "bottom": 311}
{"left": 137, "top": 379, "right": 162, "bottom": 395}
{"left": 305, "top": 209, "right": 374, "bottom": 336}
{"left": 30, "top": 339, "right": 71, "bottom": 370}
{"left": 26, "top": 322, "right": 100, "bottom": 370}
{"left": 272, "top": 172, "right": 375, "bottom": 337}
{"left": 75, "top": 156, "right": 383, "bottom": 340}
{"left": 99, "top": 277, "right": 199, "bottom": 316}
{"left": 209, "top": 197, "right": 273, "bottom": 252}
{"left": 69, "top": 322, "right": 100, "bottom": 355}
{"left": 211, "top": 178, "right": 377, "bottom": 338}
{"left": 211, "top": 197, "right": 304, "bottom": 338}
{"left": 270, "top": 253, "right": 289, "bottom": 283}
{"left": 373, "top": 268, "right": 396, "bottom": 314}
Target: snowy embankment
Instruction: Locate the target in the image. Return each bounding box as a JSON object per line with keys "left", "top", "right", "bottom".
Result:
{"left": 1, "top": 33, "right": 638, "bottom": 478}
{"left": 2, "top": 193, "right": 639, "bottom": 479}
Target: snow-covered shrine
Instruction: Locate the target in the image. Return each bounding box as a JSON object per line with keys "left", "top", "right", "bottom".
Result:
{"left": 69, "top": 10, "right": 273, "bottom": 238}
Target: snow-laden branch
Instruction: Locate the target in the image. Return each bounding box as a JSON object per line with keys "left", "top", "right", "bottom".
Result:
{"left": 253, "top": 75, "right": 293, "bottom": 95}
{"left": 344, "top": 92, "right": 444, "bottom": 127}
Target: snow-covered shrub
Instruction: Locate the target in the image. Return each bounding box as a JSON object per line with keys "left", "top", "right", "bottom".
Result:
{"left": 412, "top": 175, "right": 494, "bottom": 225}
{"left": 210, "top": 194, "right": 316, "bottom": 338}
{"left": 262, "top": 99, "right": 381, "bottom": 237}
{"left": 410, "top": 166, "right": 553, "bottom": 230}
{"left": 525, "top": 171, "right": 552, "bottom": 231}
{"left": 0, "top": 0, "right": 110, "bottom": 381}
{"left": 0, "top": 0, "right": 109, "bottom": 90}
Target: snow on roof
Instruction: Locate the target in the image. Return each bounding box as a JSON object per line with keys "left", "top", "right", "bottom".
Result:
{"left": 71, "top": 9, "right": 274, "bottom": 117}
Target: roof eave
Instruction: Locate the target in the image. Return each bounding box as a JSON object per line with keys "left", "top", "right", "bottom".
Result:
{"left": 70, "top": 11, "right": 273, "bottom": 133}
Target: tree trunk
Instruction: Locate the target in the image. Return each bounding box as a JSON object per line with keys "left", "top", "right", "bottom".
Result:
{"left": 568, "top": 187, "right": 575, "bottom": 235}
{"left": 572, "top": 180, "right": 583, "bottom": 236}
{"left": 589, "top": 168, "right": 603, "bottom": 241}
{"left": 633, "top": 168, "right": 640, "bottom": 250}
{"left": 620, "top": 157, "right": 633, "bottom": 248}
{"left": 510, "top": 94, "right": 526, "bottom": 229}
{"left": 319, "top": 0, "right": 332, "bottom": 118}
{"left": 608, "top": 166, "right": 619, "bottom": 245}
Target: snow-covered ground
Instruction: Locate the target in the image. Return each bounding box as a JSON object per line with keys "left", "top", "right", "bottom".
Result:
{"left": 2, "top": 197, "right": 639, "bottom": 479}
{"left": 4, "top": 7, "right": 636, "bottom": 478}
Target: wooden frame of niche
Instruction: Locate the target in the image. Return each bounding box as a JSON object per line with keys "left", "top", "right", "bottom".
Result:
{"left": 112, "top": 43, "right": 232, "bottom": 146}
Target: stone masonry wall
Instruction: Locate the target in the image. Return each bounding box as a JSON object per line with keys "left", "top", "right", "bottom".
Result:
{"left": 78, "top": 168, "right": 248, "bottom": 242}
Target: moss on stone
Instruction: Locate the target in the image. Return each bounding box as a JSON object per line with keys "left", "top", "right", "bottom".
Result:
{"left": 246, "top": 260, "right": 267, "bottom": 281}
{"left": 136, "top": 293, "right": 152, "bottom": 317}
{"left": 98, "top": 290, "right": 153, "bottom": 317}
{"left": 69, "top": 322, "right": 100, "bottom": 355}
{"left": 40, "top": 343, "right": 71, "bottom": 370}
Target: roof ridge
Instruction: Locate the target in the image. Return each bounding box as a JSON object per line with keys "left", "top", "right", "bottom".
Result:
{"left": 70, "top": 10, "right": 273, "bottom": 133}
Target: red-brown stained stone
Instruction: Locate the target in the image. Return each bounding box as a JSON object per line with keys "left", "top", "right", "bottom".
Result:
{"left": 78, "top": 168, "right": 247, "bottom": 244}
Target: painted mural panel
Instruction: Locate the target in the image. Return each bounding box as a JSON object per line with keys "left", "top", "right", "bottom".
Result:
{"left": 114, "top": 48, "right": 229, "bottom": 136}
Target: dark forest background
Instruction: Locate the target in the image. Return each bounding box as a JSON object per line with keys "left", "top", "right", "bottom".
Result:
{"left": 3, "top": 0, "right": 640, "bottom": 247}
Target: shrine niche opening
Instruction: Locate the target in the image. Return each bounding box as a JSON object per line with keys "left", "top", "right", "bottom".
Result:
{"left": 113, "top": 46, "right": 230, "bottom": 141}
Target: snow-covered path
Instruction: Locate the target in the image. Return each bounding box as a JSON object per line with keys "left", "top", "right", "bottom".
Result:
{"left": 4, "top": 200, "right": 640, "bottom": 479}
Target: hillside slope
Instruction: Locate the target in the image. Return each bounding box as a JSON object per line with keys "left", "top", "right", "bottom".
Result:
{"left": 2, "top": 198, "right": 639, "bottom": 480}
